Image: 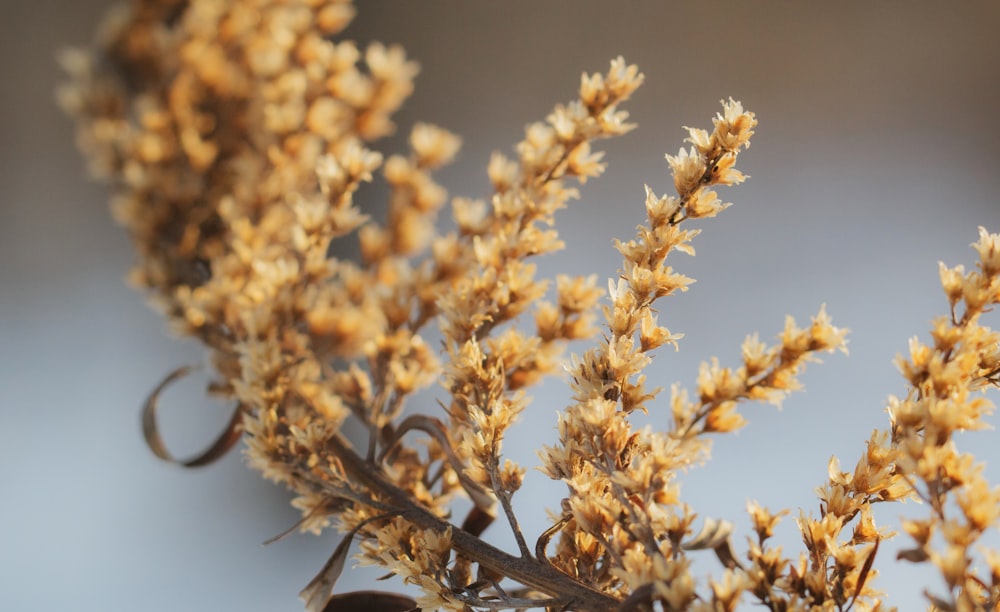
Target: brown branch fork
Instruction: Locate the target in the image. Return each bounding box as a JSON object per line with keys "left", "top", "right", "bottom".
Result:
{"left": 323, "top": 434, "right": 622, "bottom": 611}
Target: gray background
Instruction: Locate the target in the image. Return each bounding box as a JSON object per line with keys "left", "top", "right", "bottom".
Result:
{"left": 3, "top": 1, "right": 1000, "bottom": 610}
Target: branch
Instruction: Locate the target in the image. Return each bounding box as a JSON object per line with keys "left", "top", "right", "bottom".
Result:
{"left": 324, "top": 434, "right": 620, "bottom": 611}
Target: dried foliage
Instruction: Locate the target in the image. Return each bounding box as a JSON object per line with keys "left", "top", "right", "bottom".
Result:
{"left": 60, "top": 1, "right": 1000, "bottom": 610}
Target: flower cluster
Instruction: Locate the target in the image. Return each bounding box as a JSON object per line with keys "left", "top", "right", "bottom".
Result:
{"left": 887, "top": 229, "right": 1000, "bottom": 609}
{"left": 538, "top": 100, "right": 856, "bottom": 610}
{"left": 736, "top": 229, "right": 1000, "bottom": 611}
{"left": 62, "top": 1, "right": 999, "bottom": 610}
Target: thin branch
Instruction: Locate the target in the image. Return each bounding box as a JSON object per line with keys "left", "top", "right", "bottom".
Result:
{"left": 487, "top": 457, "right": 531, "bottom": 559}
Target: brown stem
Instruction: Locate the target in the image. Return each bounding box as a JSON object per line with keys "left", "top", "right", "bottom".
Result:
{"left": 487, "top": 456, "right": 531, "bottom": 559}
{"left": 324, "top": 434, "right": 621, "bottom": 611}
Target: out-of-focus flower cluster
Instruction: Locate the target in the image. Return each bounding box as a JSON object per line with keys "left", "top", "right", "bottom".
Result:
{"left": 62, "top": 1, "right": 1000, "bottom": 610}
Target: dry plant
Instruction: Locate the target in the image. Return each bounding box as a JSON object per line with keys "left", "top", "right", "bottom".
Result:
{"left": 59, "top": 1, "right": 1000, "bottom": 610}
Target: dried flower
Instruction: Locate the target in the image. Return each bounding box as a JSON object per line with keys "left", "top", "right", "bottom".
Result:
{"left": 62, "top": 2, "right": 1000, "bottom": 610}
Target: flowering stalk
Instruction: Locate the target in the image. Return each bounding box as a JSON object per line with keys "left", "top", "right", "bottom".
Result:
{"left": 438, "top": 57, "right": 643, "bottom": 561}
{"left": 889, "top": 229, "right": 1000, "bottom": 609}
{"left": 538, "top": 100, "right": 854, "bottom": 610}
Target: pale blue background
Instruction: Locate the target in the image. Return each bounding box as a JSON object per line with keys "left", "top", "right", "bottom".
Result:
{"left": 3, "top": 1, "right": 1000, "bottom": 609}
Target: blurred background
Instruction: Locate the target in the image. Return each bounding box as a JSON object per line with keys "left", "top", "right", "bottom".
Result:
{"left": 3, "top": 1, "right": 1000, "bottom": 609}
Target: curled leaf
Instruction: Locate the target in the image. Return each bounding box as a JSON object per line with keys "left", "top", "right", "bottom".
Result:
{"left": 320, "top": 590, "right": 418, "bottom": 612}
{"left": 535, "top": 516, "right": 568, "bottom": 563}
{"left": 141, "top": 365, "right": 244, "bottom": 468}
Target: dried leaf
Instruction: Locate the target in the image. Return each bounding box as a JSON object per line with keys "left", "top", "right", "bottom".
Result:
{"left": 897, "top": 547, "right": 930, "bottom": 563}
{"left": 923, "top": 589, "right": 956, "bottom": 612}
{"left": 851, "top": 538, "right": 880, "bottom": 604}
{"left": 141, "top": 365, "right": 243, "bottom": 468}
{"left": 301, "top": 515, "right": 389, "bottom": 612}
{"left": 711, "top": 538, "right": 740, "bottom": 570}
{"left": 320, "top": 590, "right": 418, "bottom": 612}
{"left": 460, "top": 505, "right": 495, "bottom": 538}
{"left": 534, "top": 516, "right": 567, "bottom": 562}
{"left": 617, "top": 583, "right": 655, "bottom": 612}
